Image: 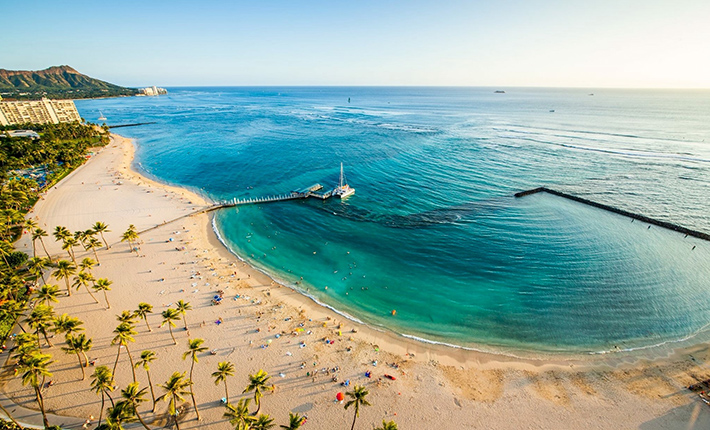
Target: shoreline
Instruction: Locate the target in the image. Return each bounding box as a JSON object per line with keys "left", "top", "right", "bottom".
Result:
{"left": 4, "top": 132, "right": 709, "bottom": 429}
{"left": 124, "top": 131, "right": 708, "bottom": 368}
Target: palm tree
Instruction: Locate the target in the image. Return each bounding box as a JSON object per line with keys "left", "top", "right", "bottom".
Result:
{"left": 32, "top": 228, "right": 52, "bottom": 260}
{"left": 280, "top": 412, "right": 304, "bottom": 430}
{"left": 135, "top": 350, "right": 157, "bottom": 412}
{"left": 53, "top": 313, "right": 84, "bottom": 339}
{"left": 25, "top": 304, "right": 55, "bottom": 348}
{"left": 121, "top": 382, "right": 151, "bottom": 430}
{"left": 102, "top": 401, "right": 135, "bottom": 430}
{"left": 35, "top": 284, "right": 60, "bottom": 307}
{"left": 116, "top": 310, "right": 136, "bottom": 324}
{"left": 212, "top": 361, "right": 235, "bottom": 404}
{"left": 53, "top": 225, "right": 71, "bottom": 243}
{"left": 344, "top": 385, "right": 371, "bottom": 430}
{"left": 62, "top": 236, "right": 79, "bottom": 264}
{"left": 182, "top": 338, "right": 207, "bottom": 420}
{"left": 134, "top": 302, "right": 153, "bottom": 331}
{"left": 158, "top": 371, "right": 191, "bottom": 430}
{"left": 223, "top": 399, "right": 254, "bottom": 430}
{"left": 73, "top": 271, "right": 100, "bottom": 304}
{"left": 63, "top": 333, "right": 92, "bottom": 380}
{"left": 75, "top": 230, "right": 91, "bottom": 251}
{"left": 94, "top": 278, "right": 113, "bottom": 309}
{"left": 160, "top": 309, "right": 180, "bottom": 345}
{"left": 53, "top": 259, "right": 76, "bottom": 296}
{"left": 374, "top": 420, "right": 398, "bottom": 430}
{"left": 112, "top": 322, "right": 137, "bottom": 382}
{"left": 27, "top": 256, "right": 50, "bottom": 285}
{"left": 121, "top": 225, "right": 139, "bottom": 254}
{"left": 79, "top": 256, "right": 97, "bottom": 273}
{"left": 175, "top": 300, "right": 191, "bottom": 330}
{"left": 252, "top": 414, "right": 275, "bottom": 430}
{"left": 93, "top": 221, "right": 111, "bottom": 249}
{"left": 243, "top": 370, "right": 273, "bottom": 415}
{"left": 91, "top": 366, "right": 116, "bottom": 426}
{"left": 88, "top": 237, "right": 103, "bottom": 263}
{"left": 17, "top": 351, "right": 53, "bottom": 429}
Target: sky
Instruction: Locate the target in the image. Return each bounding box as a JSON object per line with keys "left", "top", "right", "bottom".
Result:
{"left": 2, "top": 0, "right": 709, "bottom": 88}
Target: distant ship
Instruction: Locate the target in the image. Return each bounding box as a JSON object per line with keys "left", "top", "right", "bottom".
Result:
{"left": 494, "top": 90, "right": 506, "bottom": 94}
{"left": 98, "top": 111, "right": 107, "bottom": 121}
{"left": 332, "top": 163, "right": 355, "bottom": 199}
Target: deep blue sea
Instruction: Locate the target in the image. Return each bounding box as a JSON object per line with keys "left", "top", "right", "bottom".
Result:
{"left": 76, "top": 87, "right": 710, "bottom": 355}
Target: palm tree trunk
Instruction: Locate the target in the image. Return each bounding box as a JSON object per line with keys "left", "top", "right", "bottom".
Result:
{"left": 39, "top": 237, "right": 51, "bottom": 261}
{"left": 113, "top": 344, "right": 122, "bottom": 376}
{"left": 106, "top": 389, "right": 115, "bottom": 407}
{"left": 35, "top": 385, "right": 50, "bottom": 429}
{"left": 75, "top": 350, "right": 85, "bottom": 380}
{"left": 125, "top": 343, "right": 137, "bottom": 383}
{"left": 189, "top": 360, "right": 200, "bottom": 420}
{"left": 172, "top": 393, "right": 181, "bottom": 430}
{"left": 168, "top": 325, "right": 176, "bottom": 345}
{"left": 224, "top": 383, "right": 229, "bottom": 405}
{"left": 42, "top": 329, "right": 53, "bottom": 347}
{"left": 182, "top": 314, "right": 188, "bottom": 330}
{"left": 82, "top": 351, "right": 89, "bottom": 367}
{"left": 350, "top": 409, "right": 357, "bottom": 430}
{"left": 103, "top": 290, "right": 111, "bottom": 309}
{"left": 83, "top": 285, "right": 100, "bottom": 304}
{"left": 98, "top": 391, "right": 105, "bottom": 426}
{"left": 92, "top": 247, "right": 100, "bottom": 264}
{"left": 32, "top": 239, "right": 37, "bottom": 258}
{"left": 146, "top": 370, "right": 156, "bottom": 412}
{"left": 100, "top": 232, "right": 109, "bottom": 249}
{"left": 144, "top": 317, "right": 151, "bottom": 332}
{"left": 0, "top": 402, "right": 21, "bottom": 427}
{"left": 64, "top": 277, "right": 72, "bottom": 296}
{"left": 132, "top": 400, "right": 152, "bottom": 430}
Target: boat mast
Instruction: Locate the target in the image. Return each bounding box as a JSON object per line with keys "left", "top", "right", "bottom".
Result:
{"left": 339, "top": 163, "right": 344, "bottom": 188}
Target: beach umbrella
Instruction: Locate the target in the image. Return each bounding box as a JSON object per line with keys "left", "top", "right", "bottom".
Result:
{"left": 336, "top": 392, "right": 344, "bottom": 402}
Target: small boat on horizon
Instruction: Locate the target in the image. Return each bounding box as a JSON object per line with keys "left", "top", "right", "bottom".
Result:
{"left": 333, "top": 163, "right": 355, "bottom": 199}
{"left": 98, "top": 111, "right": 107, "bottom": 121}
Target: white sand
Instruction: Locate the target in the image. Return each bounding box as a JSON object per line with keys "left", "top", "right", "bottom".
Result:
{"left": 5, "top": 134, "right": 710, "bottom": 429}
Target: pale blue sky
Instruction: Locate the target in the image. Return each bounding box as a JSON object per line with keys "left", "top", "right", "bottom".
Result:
{"left": 2, "top": 0, "right": 709, "bottom": 88}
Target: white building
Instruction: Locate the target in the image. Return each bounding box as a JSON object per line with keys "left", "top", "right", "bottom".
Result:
{"left": 0, "top": 98, "right": 82, "bottom": 126}
{"left": 138, "top": 86, "right": 168, "bottom": 96}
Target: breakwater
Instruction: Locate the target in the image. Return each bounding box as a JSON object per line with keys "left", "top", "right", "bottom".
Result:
{"left": 515, "top": 187, "right": 710, "bottom": 242}
{"left": 108, "top": 122, "right": 157, "bottom": 128}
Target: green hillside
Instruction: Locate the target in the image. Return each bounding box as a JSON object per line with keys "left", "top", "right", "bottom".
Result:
{"left": 0, "top": 65, "right": 138, "bottom": 100}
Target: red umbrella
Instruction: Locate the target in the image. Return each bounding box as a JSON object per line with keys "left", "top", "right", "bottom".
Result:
{"left": 336, "top": 392, "right": 344, "bottom": 402}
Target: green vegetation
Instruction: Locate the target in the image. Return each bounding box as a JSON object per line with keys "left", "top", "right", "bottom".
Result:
{"left": 0, "top": 66, "right": 138, "bottom": 100}
{"left": 0, "top": 122, "right": 108, "bottom": 342}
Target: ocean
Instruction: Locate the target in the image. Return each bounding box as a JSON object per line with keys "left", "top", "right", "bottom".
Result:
{"left": 76, "top": 87, "right": 710, "bottom": 356}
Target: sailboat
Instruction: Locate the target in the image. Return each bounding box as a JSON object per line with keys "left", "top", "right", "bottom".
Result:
{"left": 98, "top": 111, "right": 107, "bottom": 121}
{"left": 332, "top": 163, "right": 355, "bottom": 199}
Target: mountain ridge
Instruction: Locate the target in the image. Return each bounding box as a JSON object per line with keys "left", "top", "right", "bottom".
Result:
{"left": 0, "top": 65, "right": 138, "bottom": 100}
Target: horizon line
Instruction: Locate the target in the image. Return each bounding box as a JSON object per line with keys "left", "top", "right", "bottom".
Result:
{"left": 133, "top": 84, "right": 710, "bottom": 91}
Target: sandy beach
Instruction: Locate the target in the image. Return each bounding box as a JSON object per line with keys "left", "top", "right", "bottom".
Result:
{"left": 4, "top": 133, "right": 710, "bottom": 429}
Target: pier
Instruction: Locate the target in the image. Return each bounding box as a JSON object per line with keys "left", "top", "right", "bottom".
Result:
{"left": 204, "top": 182, "right": 340, "bottom": 210}
{"left": 515, "top": 187, "right": 710, "bottom": 242}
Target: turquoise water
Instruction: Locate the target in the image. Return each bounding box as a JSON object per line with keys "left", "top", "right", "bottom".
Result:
{"left": 76, "top": 88, "right": 710, "bottom": 354}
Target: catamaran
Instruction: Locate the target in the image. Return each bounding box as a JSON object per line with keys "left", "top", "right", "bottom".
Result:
{"left": 333, "top": 162, "right": 355, "bottom": 199}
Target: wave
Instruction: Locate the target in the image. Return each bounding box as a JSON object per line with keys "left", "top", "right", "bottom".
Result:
{"left": 504, "top": 135, "right": 710, "bottom": 164}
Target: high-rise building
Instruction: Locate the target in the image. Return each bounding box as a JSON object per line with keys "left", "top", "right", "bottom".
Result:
{"left": 0, "top": 98, "right": 82, "bottom": 126}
